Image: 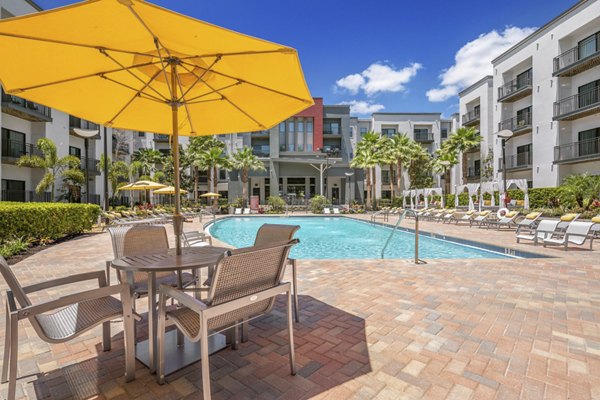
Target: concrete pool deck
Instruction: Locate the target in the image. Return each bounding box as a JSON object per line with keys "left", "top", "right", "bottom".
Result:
{"left": 1, "top": 213, "right": 599, "bottom": 399}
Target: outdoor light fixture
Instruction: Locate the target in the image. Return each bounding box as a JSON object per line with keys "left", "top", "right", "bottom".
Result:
{"left": 495, "top": 129, "right": 514, "bottom": 206}
{"left": 73, "top": 128, "right": 99, "bottom": 204}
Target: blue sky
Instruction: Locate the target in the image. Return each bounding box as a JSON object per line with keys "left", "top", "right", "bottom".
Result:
{"left": 37, "top": 0, "right": 574, "bottom": 117}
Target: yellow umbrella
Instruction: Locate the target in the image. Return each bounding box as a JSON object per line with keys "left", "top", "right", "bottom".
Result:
{"left": 0, "top": 0, "right": 313, "bottom": 254}
{"left": 200, "top": 192, "right": 221, "bottom": 198}
{"left": 154, "top": 186, "right": 188, "bottom": 195}
{"left": 117, "top": 180, "right": 167, "bottom": 191}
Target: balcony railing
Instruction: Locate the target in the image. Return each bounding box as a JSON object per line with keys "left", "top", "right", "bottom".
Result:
{"left": 414, "top": 132, "right": 434, "bottom": 142}
{"left": 554, "top": 86, "right": 600, "bottom": 121}
{"left": 553, "top": 33, "right": 600, "bottom": 76}
{"left": 320, "top": 146, "right": 341, "bottom": 157}
{"left": 1, "top": 139, "right": 43, "bottom": 161}
{"left": 1, "top": 91, "right": 52, "bottom": 122}
{"left": 499, "top": 151, "right": 532, "bottom": 171}
{"left": 69, "top": 116, "right": 99, "bottom": 132}
{"left": 252, "top": 145, "right": 270, "bottom": 157}
{"left": 498, "top": 112, "right": 532, "bottom": 134}
{"left": 323, "top": 129, "right": 341, "bottom": 135}
{"left": 498, "top": 72, "right": 532, "bottom": 102}
{"left": 554, "top": 137, "right": 600, "bottom": 163}
{"left": 154, "top": 134, "right": 170, "bottom": 142}
{"left": 461, "top": 109, "right": 480, "bottom": 126}
{"left": 1, "top": 190, "right": 52, "bottom": 202}
{"left": 467, "top": 167, "right": 480, "bottom": 178}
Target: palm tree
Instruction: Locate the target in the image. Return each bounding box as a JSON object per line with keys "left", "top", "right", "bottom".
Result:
{"left": 389, "top": 133, "right": 416, "bottom": 194}
{"left": 379, "top": 137, "right": 397, "bottom": 199}
{"left": 407, "top": 144, "right": 432, "bottom": 189}
{"left": 193, "top": 145, "right": 230, "bottom": 207}
{"left": 99, "top": 155, "right": 129, "bottom": 194}
{"left": 187, "top": 137, "right": 225, "bottom": 202}
{"left": 16, "top": 137, "right": 83, "bottom": 201}
{"left": 230, "top": 147, "right": 266, "bottom": 206}
{"left": 431, "top": 143, "right": 458, "bottom": 197}
{"left": 445, "top": 127, "right": 482, "bottom": 185}
{"left": 351, "top": 131, "right": 381, "bottom": 209}
{"left": 131, "top": 148, "right": 163, "bottom": 176}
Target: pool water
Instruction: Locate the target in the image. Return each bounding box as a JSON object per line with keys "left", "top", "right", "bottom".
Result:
{"left": 208, "top": 216, "right": 514, "bottom": 260}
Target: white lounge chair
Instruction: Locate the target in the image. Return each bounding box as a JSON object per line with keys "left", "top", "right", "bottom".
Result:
{"left": 542, "top": 221, "right": 595, "bottom": 251}
{"left": 243, "top": 208, "right": 251, "bottom": 214}
{"left": 234, "top": 208, "right": 242, "bottom": 215}
{"left": 470, "top": 211, "right": 491, "bottom": 227}
{"left": 515, "top": 212, "right": 542, "bottom": 232}
{"left": 556, "top": 213, "right": 580, "bottom": 232}
{"left": 516, "top": 219, "right": 560, "bottom": 245}
{"left": 323, "top": 208, "right": 331, "bottom": 214}
{"left": 487, "top": 211, "right": 520, "bottom": 230}
{"left": 333, "top": 207, "right": 340, "bottom": 214}
{"left": 182, "top": 231, "right": 213, "bottom": 247}
{"left": 452, "top": 210, "right": 476, "bottom": 225}
{"left": 591, "top": 216, "right": 600, "bottom": 238}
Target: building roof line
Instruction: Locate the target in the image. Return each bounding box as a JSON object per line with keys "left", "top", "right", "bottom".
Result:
{"left": 458, "top": 76, "right": 493, "bottom": 97}
{"left": 371, "top": 112, "right": 442, "bottom": 116}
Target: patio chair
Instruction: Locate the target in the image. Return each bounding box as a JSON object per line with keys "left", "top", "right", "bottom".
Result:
{"left": 243, "top": 208, "right": 251, "bottom": 214}
{"left": 556, "top": 213, "right": 580, "bottom": 231}
{"left": 451, "top": 210, "right": 476, "bottom": 225}
{"left": 234, "top": 208, "right": 242, "bottom": 215}
{"left": 182, "top": 231, "right": 213, "bottom": 247}
{"left": 542, "top": 221, "right": 595, "bottom": 251}
{"left": 515, "top": 212, "right": 542, "bottom": 233}
{"left": 516, "top": 219, "right": 560, "bottom": 244}
{"left": 0, "top": 257, "right": 135, "bottom": 400}
{"left": 470, "top": 210, "right": 491, "bottom": 227}
{"left": 430, "top": 209, "right": 448, "bottom": 221}
{"left": 333, "top": 207, "right": 340, "bottom": 214}
{"left": 487, "top": 211, "right": 520, "bottom": 230}
{"left": 156, "top": 240, "right": 299, "bottom": 399}
{"left": 441, "top": 209, "right": 457, "bottom": 224}
{"left": 323, "top": 207, "right": 331, "bottom": 214}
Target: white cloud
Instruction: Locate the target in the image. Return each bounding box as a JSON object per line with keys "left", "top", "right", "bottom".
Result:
{"left": 339, "top": 100, "right": 385, "bottom": 115}
{"left": 427, "top": 26, "right": 536, "bottom": 102}
{"left": 336, "top": 62, "right": 422, "bottom": 96}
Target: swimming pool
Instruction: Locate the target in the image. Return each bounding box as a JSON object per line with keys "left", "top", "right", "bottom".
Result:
{"left": 208, "top": 216, "right": 518, "bottom": 260}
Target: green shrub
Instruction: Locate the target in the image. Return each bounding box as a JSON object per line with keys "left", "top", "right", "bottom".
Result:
{"left": 0, "top": 202, "right": 101, "bottom": 243}
{"left": 0, "top": 237, "right": 29, "bottom": 258}
{"left": 229, "top": 197, "right": 244, "bottom": 208}
{"left": 309, "top": 195, "right": 327, "bottom": 214}
{"left": 266, "top": 196, "right": 285, "bottom": 213}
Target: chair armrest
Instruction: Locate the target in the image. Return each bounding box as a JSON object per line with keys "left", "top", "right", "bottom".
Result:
{"left": 22, "top": 270, "right": 107, "bottom": 294}
{"left": 159, "top": 284, "right": 208, "bottom": 314}
{"left": 15, "top": 283, "right": 128, "bottom": 320}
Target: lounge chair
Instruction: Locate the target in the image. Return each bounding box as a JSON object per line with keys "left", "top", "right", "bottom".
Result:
{"left": 234, "top": 208, "right": 242, "bottom": 215}
{"left": 0, "top": 257, "right": 135, "bottom": 400}
{"left": 470, "top": 210, "right": 491, "bottom": 227}
{"left": 451, "top": 210, "right": 476, "bottom": 225}
{"left": 333, "top": 207, "right": 340, "bottom": 214}
{"left": 487, "top": 211, "right": 520, "bottom": 230}
{"left": 542, "top": 221, "right": 595, "bottom": 251}
{"left": 243, "top": 208, "right": 251, "bottom": 214}
{"left": 157, "top": 240, "right": 299, "bottom": 399}
{"left": 556, "top": 213, "right": 580, "bottom": 232}
{"left": 515, "top": 212, "right": 542, "bottom": 232}
{"left": 430, "top": 209, "right": 449, "bottom": 221}
{"left": 182, "top": 231, "right": 213, "bottom": 247}
{"left": 441, "top": 209, "right": 457, "bottom": 224}
{"left": 591, "top": 215, "right": 600, "bottom": 238}
{"left": 516, "top": 219, "right": 560, "bottom": 244}
{"left": 323, "top": 207, "right": 331, "bottom": 214}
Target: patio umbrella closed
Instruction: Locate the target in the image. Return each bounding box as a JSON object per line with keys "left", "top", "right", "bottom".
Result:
{"left": 0, "top": 0, "right": 313, "bottom": 253}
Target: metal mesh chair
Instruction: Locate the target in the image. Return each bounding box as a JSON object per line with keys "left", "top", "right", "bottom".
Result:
{"left": 157, "top": 239, "right": 299, "bottom": 399}
{"left": 0, "top": 256, "right": 135, "bottom": 400}
{"left": 254, "top": 224, "right": 300, "bottom": 322}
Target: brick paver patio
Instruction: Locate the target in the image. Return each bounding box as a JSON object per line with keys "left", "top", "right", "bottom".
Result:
{"left": 1, "top": 215, "right": 599, "bottom": 399}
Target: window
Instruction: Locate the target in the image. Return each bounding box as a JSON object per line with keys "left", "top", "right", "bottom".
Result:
{"left": 279, "top": 117, "right": 313, "bottom": 152}
{"left": 578, "top": 80, "right": 600, "bottom": 108}
{"left": 323, "top": 119, "right": 340, "bottom": 135}
{"left": 360, "top": 127, "right": 367, "bottom": 136}
{"left": 69, "top": 146, "right": 81, "bottom": 158}
{"left": 381, "top": 170, "right": 390, "bottom": 185}
{"left": 474, "top": 160, "right": 481, "bottom": 176}
{"left": 306, "top": 118, "right": 314, "bottom": 152}
{"left": 297, "top": 120, "right": 304, "bottom": 152}
{"left": 516, "top": 106, "right": 532, "bottom": 126}
{"left": 441, "top": 128, "right": 448, "bottom": 139}
{"left": 516, "top": 69, "right": 532, "bottom": 89}
{"left": 1, "top": 128, "right": 26, "bottom": 158}
{"left": 138, "top": 131, "right": 145, "bottom": 137}
{"left": 219, "top": 169, "right": 227, "bottom": 181}
{"left": 1, "top": 179, "right": 25, "bottom": 202}
{"left": 578, "top": 128, "right": 600, "bottom": 157}
{"left": 287, "top": 120, "right": 295, "bottom": 151}
{"left": 381, "top": 128, "right": 396, "bottom": 137}
{"left": 516, "top": 144, "right": 532, "bottom": 166}
{"left": 578, "top": 31, "right": 599, "bottom": 60}
{"left": 279, "top": 122, "right": 286, "bottom": 151}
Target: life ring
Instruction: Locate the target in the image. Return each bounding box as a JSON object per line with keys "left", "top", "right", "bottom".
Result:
{"left": 497, "top": 208, "right": 509, "bottom": 219}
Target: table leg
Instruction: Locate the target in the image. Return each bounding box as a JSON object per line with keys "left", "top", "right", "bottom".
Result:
{"left": 148, "top": 271, "right": 157, "bottom": 374}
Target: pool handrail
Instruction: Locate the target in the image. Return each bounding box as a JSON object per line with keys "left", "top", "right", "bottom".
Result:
{"left": 381, "top": 209, "right": 425, "bottom": 264}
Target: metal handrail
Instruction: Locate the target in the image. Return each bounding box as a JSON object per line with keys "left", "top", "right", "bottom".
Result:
{"left": 380, "top": 209, "right": 424, "bottom": 264}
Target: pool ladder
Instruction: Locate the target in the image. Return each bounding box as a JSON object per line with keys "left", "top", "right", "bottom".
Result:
{"left": 380, "top": 209, "right": 426, "bottom": 264}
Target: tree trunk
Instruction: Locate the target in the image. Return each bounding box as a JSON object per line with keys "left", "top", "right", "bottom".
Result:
{"left": 371, "top": 167, "right": 377, "bottom": 209}
{"left": 213, "top": 166, "right": 218, "bottom": 207}
{"left": 462, "top": 152, "right": 468, "bottom": 185}
{"left": 389, "top": 163, "right": 395, "bottom": 199}
{"left": 194, "top": 167, "right": 198, "bottom": 202}
{"left": 207, "top": 168, "right": 212, "bottom": 206}
{"left": 397, "top": 162, "right": 403, "bottom": 194}
{"left": 444, "top": 169, "right": 451, "bottom": 199}
{"left": 365, "top": 168, "right": 371, "bottom": 209}
{"left": 241, "top": 169, "right": 248, "bottom": 207}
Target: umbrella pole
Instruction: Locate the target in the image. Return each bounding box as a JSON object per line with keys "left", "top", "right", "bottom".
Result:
{"left": 171, "top": 62, "right": 183, "bottom": 255}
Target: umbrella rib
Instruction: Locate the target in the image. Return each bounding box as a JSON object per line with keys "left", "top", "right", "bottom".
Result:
{"left": 178, "top": 56, "right": 222, "bottom": 101}
{"left": 100, "top": 75, "right": 166, "bottom": 103}
{"left": 10, "top": 60, "right": 163, "bottom": 94}
{"left": 185, "top": 98, "right": 223, "bottom": 105}
{"left": 184, "top": 82, "right": 240, "bottom": 103}
{"left": 180, "top": 48, "right": 295, "bottom": 60}
{"left": 100, "top": 49, "right": 169, "bottom": 102}
{"left": 0, "top": 32, "right": 154, "bottom": 57}
{"left": 179, "top": 60, "right": 311, "bottom": 104}
{"left": 106, "top": 69, "right": 163, "bottom": 126}
{"left": 173, "top": 71, "right": 196, "bottom": 134}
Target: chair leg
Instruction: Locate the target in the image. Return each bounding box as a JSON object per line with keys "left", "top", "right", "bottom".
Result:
{"left": 102, "top": 321, "right": 111, "bottom": 352}
{"left": 8, "top": 314, "right": 18, "bottom": 400}
{"left": 286, "top": 289, "right": 296, "bottom": 376}
{"left": 123, "top": 310, "right": 135, "bottom": 382}
{"left": 291, "top": 259, "right": 300, "bottom": 323}
{"left": 241, "top": 321, "right": 249, "bottom": 343}
{"left": 200, "top": 321, "right": 211, "bottom": 400}
{"left": 1, "top": 305, "right": 11, "bottom": 384}
{"left": 157, "top": 296, "right": 166, "bottom": 385}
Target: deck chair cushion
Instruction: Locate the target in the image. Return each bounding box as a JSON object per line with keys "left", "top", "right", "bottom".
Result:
{"left": 560, "top": 213, "right": 578, "bottom": 221}
{"left": 525, "top": 212, "right": 541, "bottom": 220}
{"left": 505, "top": 211, "right": 518, "bottom": 218}
{"left": 592, "top": 216, "right": 600, "bottom": 224}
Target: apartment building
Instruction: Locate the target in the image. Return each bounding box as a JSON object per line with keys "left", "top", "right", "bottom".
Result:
{"left": 457, "top": 76, "right": 494, "bottom": 185}
{"left": 490, "top": 0, "right": 600, "bottom": 188}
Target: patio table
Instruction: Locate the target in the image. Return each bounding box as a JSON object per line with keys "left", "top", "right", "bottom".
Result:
{"left": 111, "top": 246, "right": 230, "bottom": 375}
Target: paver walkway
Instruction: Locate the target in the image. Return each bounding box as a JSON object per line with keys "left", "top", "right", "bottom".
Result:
{"left": 1, "top": 215, "right": 599, "bottom": 399}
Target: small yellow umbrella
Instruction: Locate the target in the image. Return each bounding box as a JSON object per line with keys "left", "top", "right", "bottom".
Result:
{"left": 200, "top": 192, "right": 221, "bottom": 198}
{"left": 154, "top": 186, "right": 188, "bottom": 195}
{"left": 117, "top": 180, "right": 167, "bottom": 191}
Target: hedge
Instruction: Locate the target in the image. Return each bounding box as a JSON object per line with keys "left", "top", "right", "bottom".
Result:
{"left": 0, "top": 202, "right": 101, "bottom": 242}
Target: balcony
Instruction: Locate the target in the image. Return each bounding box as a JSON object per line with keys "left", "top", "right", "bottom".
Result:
{"left": 467, "top": 167, "right": 480, "bottom": 181}
{"left": 498, "top": 112, "right": 532, "bottom": 136}
{"left": 154, "top": 134, "right": 170, "bottom": 142}
{"left": 320, "top": 145, "right": 341, "bottom": 157}
{"left": 498, "top": 72, "right": 532, "bottom": 102}
{"left": 414, "top": 132, "right": 434, "bottom": 143}
{"left": 252, "top": 145, "right": 270, "bottom": 158}
{"left": 553, "top": 86, "right": 600, "bottom": 121}
{"left": 498, "top": 151, "right": 532, "bottom": 172}
{"left": 554, "top": 137, "right": 600, "bottom": 164}
{"left": 553, "top": 33, "right": 600, "bottom": 77}
{"left": 1, "top": 190, "right": 52, "bottom": 202}
{"left": 1, "top": 139, "right": 43, "bottom": 164}
{"left": 69, "top": 116, "right": 99, "bottom": 136}
{"left": 80, "top": 157, "right": 101, "bottom": 175}
{"left": 323, "top": 130, "right": 342, "bottom": 136}
{"left": 1, "top": 91, "right": 52, "bottom": 122}
{"left": 461, "top": 108, "right": 480, "bottom": 127}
